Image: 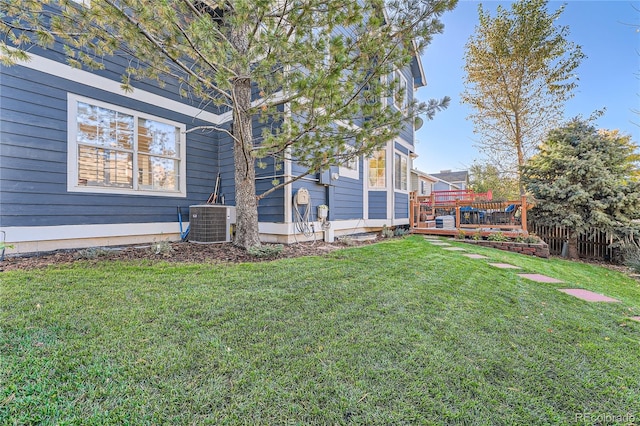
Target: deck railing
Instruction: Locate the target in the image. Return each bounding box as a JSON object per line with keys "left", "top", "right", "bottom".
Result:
{"left": 414, "top": 189, "right": 493, "bottom": 209}
{"left": 410, "top": 194, "right": 529, "bottom": 234}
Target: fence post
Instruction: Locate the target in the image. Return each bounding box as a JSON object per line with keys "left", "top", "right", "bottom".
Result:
{"left": 520, "top": 196, "right": 528, "bottom": 233}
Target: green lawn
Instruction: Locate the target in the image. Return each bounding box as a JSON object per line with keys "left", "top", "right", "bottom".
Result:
{"left": 2, "top": 236, "right": 639, "bottom": 425}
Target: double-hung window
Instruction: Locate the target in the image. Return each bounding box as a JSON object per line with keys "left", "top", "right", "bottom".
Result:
{"left": 68, "top": 95, "right": 186, "bottom": 196}
{"left": 392, "top": 70, "right": 408, "bottom": 113}
{"left": 394, "top": 152, "right": 407, "bottom": 191}
{"left": 338, "top": 144, "right": 359, "bottom": 180}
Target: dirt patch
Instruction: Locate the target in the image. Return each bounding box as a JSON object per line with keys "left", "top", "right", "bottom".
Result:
{"left": 0, "top": 238, "right": 380, "bottom": 272}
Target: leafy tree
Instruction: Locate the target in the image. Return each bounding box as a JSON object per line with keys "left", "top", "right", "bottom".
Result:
{"left": 522, "top": 118, "right": 640, "bottom": 259}
{"left": 0, "top": 0, "right": 456, "bottom": 249}
{"left": 462, "top": 0, "right": 584, "bottom": 194}
{"left": 468, "top": 161, "right": 519, "bottom": 201}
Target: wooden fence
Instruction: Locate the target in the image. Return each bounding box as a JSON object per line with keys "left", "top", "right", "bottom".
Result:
{"left": 528, "top": 224, "right": 617, "bottom": 261}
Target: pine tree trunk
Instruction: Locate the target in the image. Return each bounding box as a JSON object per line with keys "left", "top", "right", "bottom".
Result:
{"left": 567, "top": 230, "right": 579, "bottom": 259}
{"left": 230, "top": 25, "right": 261, "bottom": 250}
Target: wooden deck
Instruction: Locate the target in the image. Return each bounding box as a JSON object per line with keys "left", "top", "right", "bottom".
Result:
{"left": 409, "top": 192, "right": 531, "bottom": 238}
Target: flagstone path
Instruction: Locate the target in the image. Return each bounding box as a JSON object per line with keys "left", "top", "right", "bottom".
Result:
{"left": 463, "top": 254, "right": 488, "bottom": 259}
{"left": 425, "top": 237, "right": 629, "bottom": 305}
{"left": 488, "top": 263, "right": 521, "bottom": 269}
{"left": 517, "top": 273, "right": 564, "bottom": 283}
{"left": 557, "top": 289, "right": 620, "bottom": 303}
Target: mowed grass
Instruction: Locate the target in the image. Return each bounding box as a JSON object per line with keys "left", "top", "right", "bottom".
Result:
{"left": 2, "top": 236, "right": 639, "bottom": 425}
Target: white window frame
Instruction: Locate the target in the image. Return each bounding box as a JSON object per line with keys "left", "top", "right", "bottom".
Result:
{"left": 338, "top": 145, "right": 359, "bottom": 180}
{"left": 67, "top": 94, "right": 187, "bottom": 197}
{"left": 392, "top": 70, "right": 408, "bottom": 113}
{"left": 394, "top": 152, "right": 408, "bottom": 192}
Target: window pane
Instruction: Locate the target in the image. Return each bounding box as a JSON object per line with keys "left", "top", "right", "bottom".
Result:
{"left": 77, "top": 102, "right": 133, "bottom": 149}
{"left": 368, "top": 150, "right": 386, "bottom": 188}
{"left": 401, "top": 156, "right": 407, "bottom": 190}
{"left": 138, "top": 154, "right": 179, "bottom": 191}
{"left": 138, "top": 118, "right": 179, "bottom": 157}
{"left": 78, "top": 145, "right": 133, "bottom": 188}
{"left": 394, "top": 153, "right": 401, "bottom": 190}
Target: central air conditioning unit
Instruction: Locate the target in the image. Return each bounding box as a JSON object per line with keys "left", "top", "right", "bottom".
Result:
{"left": 188, "top": 205, "right": 236, "bottom": 243}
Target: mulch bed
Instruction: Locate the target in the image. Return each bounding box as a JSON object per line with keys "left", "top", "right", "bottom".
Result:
{"left": 0, "top": 238, "right": 379, "bottom": 272}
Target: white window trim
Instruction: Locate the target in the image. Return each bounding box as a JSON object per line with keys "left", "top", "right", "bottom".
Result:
{"left": 394, "top": 151, "right": 409, "bottom": 193}
{"left": 67, "top": 93, "right": 187, "bottom": 197}
{"left": 393, "top": 70, "right": 408, "bottom": 113}
{"left": 338, "top": 145, "right": 360, "bottom": 180}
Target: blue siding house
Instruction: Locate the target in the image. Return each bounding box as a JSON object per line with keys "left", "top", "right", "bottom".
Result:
{"left": 0, "top": 24, "right": 426, "bottom": 253}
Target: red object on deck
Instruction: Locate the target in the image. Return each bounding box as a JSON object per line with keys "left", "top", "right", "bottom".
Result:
{"left": 426, "top": 189, "right": 493, "bottom": 206}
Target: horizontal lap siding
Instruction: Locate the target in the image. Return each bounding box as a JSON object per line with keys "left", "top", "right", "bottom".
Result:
{"left": 368, "top": 191, "right": 387, "bottom": 220}
{"left": 332, "top": 161, "right": 363, "bottom": 220}
{"left": 254, "top": 114, "right": 285, "bottom": 223}
{"left": 210, "top": 124, "right": 235, "bottom": 207}
{"left": 395, "top": 142, "right": 409, "bottom": 155}
{"left": 291, "top": 180, "right": 325, "bottom": 222}
{"left": 257, "top": 186, "right": 285, "bottom": 223}
{"left": 394, "top": 192, "right": 409, "bottom": 219}
{"left": 394, "top": 67, "right": 415, "bottom": 145}
{"left": 0, "top": 64, "right": 218, "bottom": 228}
{"left": 26, "top": 41, "right": 230, "bottom": 115}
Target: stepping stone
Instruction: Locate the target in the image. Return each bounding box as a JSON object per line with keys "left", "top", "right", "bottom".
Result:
{"left": 630, "top": 316, "right": 640, "bottom": 322}
{"left": 517, "top": 273, "right": 563, "bottom": 283}
{"left": 443, "top": 247, "right": 466, "bottom": 251}
{"left": 429, "top": 242, "right": 451, "bottom": 246}
{"left": 463, "top": 254, "right": 488, "bottom": 259}
{"left": 557, "top": 288, "right": 620, "bottom": 303}
{"left": 488, "top": 263, "right": 520, "bottom": 269}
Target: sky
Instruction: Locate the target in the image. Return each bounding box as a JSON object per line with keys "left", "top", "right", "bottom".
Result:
{"left": 412, "top": 0, "right": 640, "bottom": 175}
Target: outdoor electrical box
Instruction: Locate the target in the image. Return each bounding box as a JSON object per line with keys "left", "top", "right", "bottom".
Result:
{"left": 295, "top": 188, "right": 310, "bottom": 205}
{"left": 317, "top": 170, "right": 331, "bottom": 186}
{"left": 188, "top": 205, "right": 236, "bottom": 243}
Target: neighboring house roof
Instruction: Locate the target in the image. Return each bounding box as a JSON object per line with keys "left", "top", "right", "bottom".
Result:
{"left": 411, "top": 168, "right": 437, "bottom": 181}
{"left": 429, "top": 170, "right": 469, "bottom": 184}
{"left": 410, "top": 168, "right": 460, "bottom": 189}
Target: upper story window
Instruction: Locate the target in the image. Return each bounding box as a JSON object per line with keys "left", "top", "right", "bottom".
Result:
{"left": 338, "top": 144, "right": 359, "bottom": 180}
{"left": 392, "top": 70, "right": 408, "bottom": 113}
{"left": 68, "top": 94, "right": 186, "bottom": 197}
{"left": 368, "top": 149, "right": 386, "bottom": 189}
{"left": 394, "top": 152, "right": 407, "bottom": 191}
